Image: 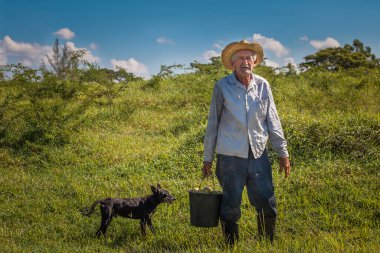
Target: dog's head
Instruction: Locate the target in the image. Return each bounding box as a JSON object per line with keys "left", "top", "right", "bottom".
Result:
{"left": 151, "top": 184, "right": 176, "bottom": 204}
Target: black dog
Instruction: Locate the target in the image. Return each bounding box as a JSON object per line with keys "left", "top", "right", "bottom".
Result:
{"left": 80, "top": 184, "right": 175, "bottom": 238}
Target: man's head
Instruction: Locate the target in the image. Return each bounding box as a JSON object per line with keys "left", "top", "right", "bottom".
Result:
{"left": 221, "top": 40, "right": 263, "bottom": 72}
{"left": 231, "top": 50, "right": 257, "bottom": 78}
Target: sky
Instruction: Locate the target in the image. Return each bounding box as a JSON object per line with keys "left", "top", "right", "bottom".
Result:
{"left": 1, "top": 0, "right": 380, "bottom": 77}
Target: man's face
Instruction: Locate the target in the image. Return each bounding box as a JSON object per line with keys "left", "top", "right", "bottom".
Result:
{"left": 231, "top": 49, "right": 257, "bottom": 77}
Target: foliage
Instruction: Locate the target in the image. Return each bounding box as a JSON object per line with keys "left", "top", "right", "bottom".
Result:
{"left": 191, "top": 56, "right": 230, "bottom": 78}
{"left": 142, "top": 64, "right": 185, "bottom": 90}
{"left": 0, "top": 63, "right": 41, "bottom": 83}
{"left": 43, "top": 38, "right": 86, "bottom": 80}
{"left": 0, "top": 66, "right": 136, "bottom": 151}
{"left": 0, "top": 48, "right": 379, "bottom": 252}
{"left": 300, "top": 39, "right": 380, "bottom": 71}
{"left": 79, "top": 63, "right": 143, "bottom": 84}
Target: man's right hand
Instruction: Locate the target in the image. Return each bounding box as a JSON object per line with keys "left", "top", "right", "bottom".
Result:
{"left": 202, "top": 161, "right": 213, "bottom": 177}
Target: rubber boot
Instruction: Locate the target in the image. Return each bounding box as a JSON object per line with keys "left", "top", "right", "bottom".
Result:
{"left": 221, "top": 220, "right": 239, "bottom": 246}
{"left": 257, "top": 215, "right": 276, "bottom": 242}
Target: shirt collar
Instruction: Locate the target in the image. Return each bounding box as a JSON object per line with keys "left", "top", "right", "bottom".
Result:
{"left": 229, "top": 72, "right": 257, "bottom": 91}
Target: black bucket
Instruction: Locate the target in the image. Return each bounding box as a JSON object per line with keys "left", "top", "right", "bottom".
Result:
{"left": 188, "top": 178, "right": 223, "bottom": 227}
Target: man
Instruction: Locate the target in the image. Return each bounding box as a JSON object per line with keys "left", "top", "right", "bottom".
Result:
{"left": 202, "top": 40, "right": 290, "bottom": 245}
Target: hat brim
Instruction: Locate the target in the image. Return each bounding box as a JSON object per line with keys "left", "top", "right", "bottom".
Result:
{"left": 221, "top": 41, "right": 263, "bottom": 70}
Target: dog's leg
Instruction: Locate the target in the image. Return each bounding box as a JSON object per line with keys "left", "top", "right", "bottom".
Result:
{"left": 97, "top": 204, "right": 113, "bottom": 238}
{"left": 147, "top": 218, "right": 156, "bottom": 235}
{"left": 140, "top": 219, "right": 147, "bottom": 237}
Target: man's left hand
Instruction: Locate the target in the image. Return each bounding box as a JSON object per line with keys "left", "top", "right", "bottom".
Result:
{"left": 279, "top": 157, "right": 290, "bottom": 178}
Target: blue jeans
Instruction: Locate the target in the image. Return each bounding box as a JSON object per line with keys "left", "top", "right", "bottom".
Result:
{"left": 216, "top": 149, "right": 277, "bottom": 223}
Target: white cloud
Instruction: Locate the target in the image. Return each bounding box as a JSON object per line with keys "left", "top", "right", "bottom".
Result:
{"left": 263, "top": 59, "right": 280, "bottom": 68}
{"left": 157, "top": 36, "right": 175, "bottom": 46}
{"left": 300, "top": 35, "right": 309, "bottom": 41}
{"left": 203, "top": 50, "right": 219, "bottom": 61}
{"left": 283, "top": 57, "right": 300, "bottom": 73}
{"left": 54, "top": 28, "right": 75, "bottom": 40}
{"left": 65, "top": 41, "right": 100, "bottom": 63}
{"left": 110, "top": 58, "right": 148, "bottom": 77}
{"left": 89, "top": 43, "right": 98, "bottom": 50}
{"left": 213, "top": 43, "right": 223, "bottom": 49}
{"left": 2, "top": 35, "right": 51, "bottom": 57}
{"left": 0, "top": 36, "right": 100, "bottom": 67}
{"left": 0, "top": 35, "right": 52, "bottom": 66}
{"left": 0, "top": 45, "right": 7, "bottom": 65}
{"left": 252, "top": 33, "right": 289, "bottom": 58}
{"left": 20, "top": 59, "right": 33, "bottom": 67}
{"left": 283, "top": 57, "right": 297, "bottom": 67}
{"left": 310, "top": 37, "right": 340, "bottom": 50}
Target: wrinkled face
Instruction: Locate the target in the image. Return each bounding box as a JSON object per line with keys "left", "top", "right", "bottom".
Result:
{"left": 231, "top": 49, "right": 257, "bottom": 77}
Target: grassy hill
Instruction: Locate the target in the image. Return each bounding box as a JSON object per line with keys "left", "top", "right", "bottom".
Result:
{"left": 0, "top": 66, "right": 379, "bottom": 252}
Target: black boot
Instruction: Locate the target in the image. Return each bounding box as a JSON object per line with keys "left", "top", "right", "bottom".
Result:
{"left": 221, "top": 220, "right": 239, "bottom": 246}
{"left": 257, "top": 215, "right": 276, "bottom": 242}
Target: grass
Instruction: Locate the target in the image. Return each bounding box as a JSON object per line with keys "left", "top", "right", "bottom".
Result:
{"left": 0, "top": 69, "right": 379, "bottom": 252}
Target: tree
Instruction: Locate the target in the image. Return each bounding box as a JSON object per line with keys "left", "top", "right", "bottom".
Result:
{"left": 300, "top": 39, "right": 379, "bottom": 71}
{"left": 45, "top": 39, "right": 86, "bottom": 80}
{"left": 190, "top": 56, "right": 229, "bottom": 76}
{"left": 79, "top": 63, "right": 142, "bottom": 84}
{"left": 0, "top": 63, "right": 40, "bottom": 83}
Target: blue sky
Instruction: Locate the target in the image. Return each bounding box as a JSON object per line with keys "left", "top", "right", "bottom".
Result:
{"left": 1, "top": 0, "right": 380, "bottom": 77}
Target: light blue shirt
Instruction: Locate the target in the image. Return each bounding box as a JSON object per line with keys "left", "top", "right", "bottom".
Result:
{"left": 204, "top": 73, "right": 289, "bottom": 162}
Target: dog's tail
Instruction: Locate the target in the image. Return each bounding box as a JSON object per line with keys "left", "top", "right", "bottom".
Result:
{"left": 80, "top": 199, "right": 103, "bottom": 217}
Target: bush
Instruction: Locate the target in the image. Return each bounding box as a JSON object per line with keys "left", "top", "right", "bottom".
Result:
{"left": 0, "top": 64, "right": 136, "bottom": 151}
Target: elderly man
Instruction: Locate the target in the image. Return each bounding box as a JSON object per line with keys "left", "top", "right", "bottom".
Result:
{"left": 202, "top": 40, "right": 290, "bottom": 245}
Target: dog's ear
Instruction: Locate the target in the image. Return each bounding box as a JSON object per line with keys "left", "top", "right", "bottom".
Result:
{"left": 151, "top": 185, "right": 158, "bottom": 194}
{"left": 157, "top": 183, "right": 162, "bottom": 189}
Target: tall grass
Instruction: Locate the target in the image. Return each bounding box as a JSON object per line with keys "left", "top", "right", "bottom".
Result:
{"left": 0, "top": 68, "right": 379, "bottom": 252}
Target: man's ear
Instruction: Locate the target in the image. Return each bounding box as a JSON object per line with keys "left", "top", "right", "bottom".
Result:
{"left": 157, "top": 183, "right": 162, "bottom": 189}
{"left": 151, "top": 185, "right": 158, "bottom": 194}
{"left": 252, "top": 57, "right": 259, "bottom": 67}
{"left": 230, "top": 59, "right": 235, "bottom": 69}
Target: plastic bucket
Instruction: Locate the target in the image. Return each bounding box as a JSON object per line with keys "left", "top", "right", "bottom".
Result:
{"left": 188, "top": 177, "right": 223, "bottom": 227}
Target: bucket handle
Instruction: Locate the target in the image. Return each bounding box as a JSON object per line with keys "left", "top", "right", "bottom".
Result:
{"left": 198, "top": 175, "right": 217, "bottom": 190}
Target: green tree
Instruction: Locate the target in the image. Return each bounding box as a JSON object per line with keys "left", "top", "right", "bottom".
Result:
{"left": 79, "top": 63, "right": 142, "bottom": 84}
{"left": 45, "top": 39, "right": 86, "bottom": 80}
{"left": 190, "top": 56, "right": 229, "bottom": 76}
{"left": 300, "top": 39, "right": 379, "bottom": 71}
{"left": 0, "top": 63, "right": 40, "bottom": 83}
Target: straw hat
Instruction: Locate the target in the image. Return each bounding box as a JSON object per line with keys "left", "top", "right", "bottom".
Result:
{"left": 221, "top": 40, "right": 264, "bottom": 70}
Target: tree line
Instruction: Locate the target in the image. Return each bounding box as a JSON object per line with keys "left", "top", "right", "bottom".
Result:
{"left": 1, "top": 38, "right": 379, "bottom": 83}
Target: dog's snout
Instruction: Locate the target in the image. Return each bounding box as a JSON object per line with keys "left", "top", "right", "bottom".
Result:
{"left": 166, "top": 195, "right": 176, "bottom": 203}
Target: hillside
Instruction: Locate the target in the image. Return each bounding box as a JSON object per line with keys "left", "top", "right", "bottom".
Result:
{"left": 0, "top": 66, "right": 379, "bottom": 252}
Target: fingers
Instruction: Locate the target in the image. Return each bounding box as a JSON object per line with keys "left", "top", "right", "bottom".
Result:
{"left": 279, "top": 157, "right": 291, "bottom": 178}
{"left": 284, "top": 165, "right": 290, "bottom": 178}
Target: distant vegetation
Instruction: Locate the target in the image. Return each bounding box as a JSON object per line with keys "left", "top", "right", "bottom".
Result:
{"left": 0, "top": 39, "right": 379, "bottom": 252}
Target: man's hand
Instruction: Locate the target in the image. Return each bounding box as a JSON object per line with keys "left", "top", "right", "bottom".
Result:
{"left": 202, "top": 161, "right": 213, "bottom": 177}
{"left": 279, "top": 157, "right": 290, "bottom": 178}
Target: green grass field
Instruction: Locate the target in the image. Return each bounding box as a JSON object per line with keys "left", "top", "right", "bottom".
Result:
{"left": 0, "top": 68, "right": 379, "bottom": 252}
